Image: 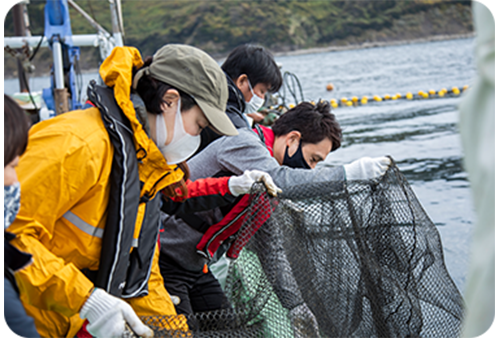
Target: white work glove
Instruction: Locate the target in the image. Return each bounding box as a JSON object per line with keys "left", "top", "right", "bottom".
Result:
{"left": 80, "top": 288, "right": 154, "bottom": 338}
{"left": 288, "top": 303, "right": 321, "bottom": 338}
{"left": 228, "top": 170, "right": 282, "bottom": 197}
{"left": 343, "top": 156, "right": 392, "bottom": 181}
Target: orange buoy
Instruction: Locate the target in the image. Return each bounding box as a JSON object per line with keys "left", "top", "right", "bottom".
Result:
{"left": 326, "top": 83, "right": 334, "bottom": 91}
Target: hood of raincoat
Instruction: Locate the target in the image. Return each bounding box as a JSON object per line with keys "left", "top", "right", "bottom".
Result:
{"left": 99, "top": 46, "right": 184, "bottom": 197}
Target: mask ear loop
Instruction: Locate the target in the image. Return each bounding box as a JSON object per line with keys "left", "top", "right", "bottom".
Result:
{"left": 173, "top": 99, "right": 184, "bottom": 139}
{"left": 248, "top": 79, "right": 255, "bottom": 96}
{"left": 155, "top": 98, "right": 177, "bottom": 147}
{"left": 156, "top": 113, "right": 167, "bottom": 147}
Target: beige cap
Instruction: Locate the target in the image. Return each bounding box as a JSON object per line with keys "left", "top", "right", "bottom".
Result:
{"left": 133, "top": 44, "right": 238, "bottom": 136}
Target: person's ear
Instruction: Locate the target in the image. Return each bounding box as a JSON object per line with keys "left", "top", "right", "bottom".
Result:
{"left": 285, "top": 130, "right": 302, "bottom": 148}
{"left": 162, "top": 88, "right": 180, "bottom": 108}
{"left": 235, "top": 74, "right": 249, "bottom": 92}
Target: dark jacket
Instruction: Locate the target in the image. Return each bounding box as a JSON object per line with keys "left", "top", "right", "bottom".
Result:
{"left": 5, "top": 232, "right": 39, "bottom": 337}
{"left": 196, "top": 73, "right": 249, "bottom": 154}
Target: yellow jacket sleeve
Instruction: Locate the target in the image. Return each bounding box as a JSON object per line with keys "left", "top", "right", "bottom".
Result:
{"left": 9, "top": 111, "right": 111, "bottom": 317}
{"left": 12, "top": 235, "right": 95, "bottom": 318}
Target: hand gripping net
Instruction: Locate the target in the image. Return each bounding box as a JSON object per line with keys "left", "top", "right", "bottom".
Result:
{"left": 141, "top": 163, "right": 463, "bottom": 337}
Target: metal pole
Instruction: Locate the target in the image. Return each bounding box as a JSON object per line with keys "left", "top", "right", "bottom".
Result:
{"left": 109, "top": 0, "right": 124, "bottom": 46}
{"left": 4, "top": 34, "right": 106, "bottom": 49}
{"left": 22, "top": 1, "right": 32, "bottom": 37}
{"left": 115, "top": 0, "right": 125, "bottom": 38}
{"left": 52, "top": 39, "right": 69, "bottom": 115}
{"left": 52, "top": 40, "right": 65, "bottom": 89}
{"left": 13, "top": 3, "right": 29, "bottom": 92}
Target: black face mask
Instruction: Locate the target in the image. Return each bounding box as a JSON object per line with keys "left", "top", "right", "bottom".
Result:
{"left": 283, "top": 140, "right": 311, "bottom": 169}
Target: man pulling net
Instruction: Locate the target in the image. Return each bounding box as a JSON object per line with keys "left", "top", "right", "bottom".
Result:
{"left": 144, "top": 161, "right": 463, "bottom": 337}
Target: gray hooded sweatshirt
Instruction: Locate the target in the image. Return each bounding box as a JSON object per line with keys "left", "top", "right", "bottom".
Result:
{"left": 159, "top": 127, "right": 345, "bottom": 310}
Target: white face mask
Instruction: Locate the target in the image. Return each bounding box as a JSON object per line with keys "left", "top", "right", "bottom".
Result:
{"left": 155, "top": 101, "right": 201, "bottom": 164}
{"left": 244, "top": 80, "right": 265, "bottom": 115}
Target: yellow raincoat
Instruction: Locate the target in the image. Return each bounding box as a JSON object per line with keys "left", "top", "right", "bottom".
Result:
{"left": 8, "top": 47, "right": 188, "bottom": 337}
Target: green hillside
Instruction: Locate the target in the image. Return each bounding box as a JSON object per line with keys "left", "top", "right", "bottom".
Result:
{"left": 4, "top": 0, "right": 473, "bottom": 77}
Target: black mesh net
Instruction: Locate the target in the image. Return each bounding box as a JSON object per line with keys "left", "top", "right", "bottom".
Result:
{"left": 141, "top": 164, "right": 463, "bottom": 337}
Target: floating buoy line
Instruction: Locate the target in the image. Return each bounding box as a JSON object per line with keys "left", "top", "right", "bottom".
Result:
{"left": 323, "top": 85, "right": 469, "bottom": 109}
{"left": 269, "top": 85, "right": 469, "bottom": 114}
{"left": 260, "top": 73, "right": 469, "bottom": 126}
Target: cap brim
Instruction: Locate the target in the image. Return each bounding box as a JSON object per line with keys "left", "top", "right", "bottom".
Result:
{"left": 197, "top": 100, "right": 239, "bottom": 136}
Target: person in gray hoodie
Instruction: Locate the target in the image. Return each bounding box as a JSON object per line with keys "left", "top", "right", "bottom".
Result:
{"left": 159, "top": 101, "right": 391, "bottom": 334}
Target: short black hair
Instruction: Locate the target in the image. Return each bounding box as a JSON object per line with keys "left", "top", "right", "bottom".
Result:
{"left": 4, "top": 94, "right": 30, "bottom": 165}
{"left": 272, "top": 101, "right": 342, "bottom": 152}
{"left": 134, "top": 56, "right": 196, "bottom": 115}
{"left": 222, "top": 44, "right": 282, "bottom": 93}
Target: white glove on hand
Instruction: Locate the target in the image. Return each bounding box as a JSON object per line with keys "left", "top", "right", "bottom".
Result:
{"left": 80, "top": 288, "right": 154, "bottom": 338}
{"left": 343, "top": 156, "right": 392, "bottom": 181}
{"left": 288, "top": 303, "right": 321, "bottom": 338}
{"left": 228, "top": 170, "right": 282, "bottom": 197}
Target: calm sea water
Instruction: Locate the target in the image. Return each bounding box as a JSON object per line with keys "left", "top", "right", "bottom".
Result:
{"left": 275, "top": 38, "right": 476, "bottom": 293}
{"left": 4, "top": 38, "right": 476, "bottom": 292}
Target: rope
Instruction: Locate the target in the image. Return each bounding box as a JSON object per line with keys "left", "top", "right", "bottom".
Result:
{"left": 29, "top": 35, "right": 44, "bottom": 62}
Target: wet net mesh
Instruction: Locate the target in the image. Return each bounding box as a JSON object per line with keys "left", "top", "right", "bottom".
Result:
{"left": 141, "top": 164, "right": 463, "bottom": 337}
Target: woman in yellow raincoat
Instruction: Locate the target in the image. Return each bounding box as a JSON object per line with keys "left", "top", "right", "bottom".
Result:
{"left": 7, "top": 44, "right": 238, "bottom": 337}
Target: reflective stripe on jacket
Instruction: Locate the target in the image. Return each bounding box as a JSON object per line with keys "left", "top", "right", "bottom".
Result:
{"left": 8, "top": 46, "right": 188, "bottom": 336}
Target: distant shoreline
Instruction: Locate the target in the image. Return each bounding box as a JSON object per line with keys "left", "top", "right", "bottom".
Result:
{"left": 4, "top": 33, "right": 475, "bottom": 79}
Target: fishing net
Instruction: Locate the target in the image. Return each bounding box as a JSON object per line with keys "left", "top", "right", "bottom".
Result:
{"left": 141, "top": 163, "right": 463, "bottom": 337}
